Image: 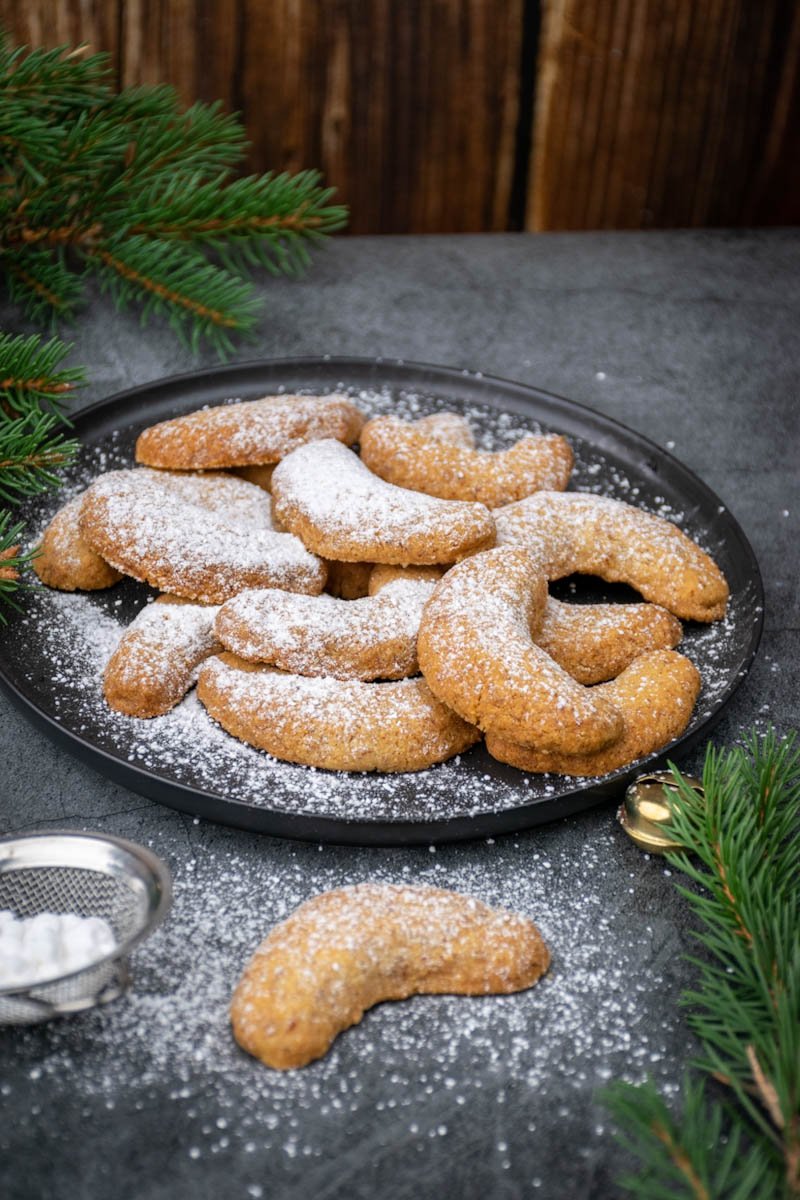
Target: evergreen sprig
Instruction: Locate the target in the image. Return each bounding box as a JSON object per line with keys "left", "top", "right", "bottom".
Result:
{"left": 0, "top": 332, "right": 83, "bottom": 616}
{"left": 0, "top": 33, "right": 347, "bottom": 354}
{"left": 605, "top": 729, "right": 800, "bottom": 1199}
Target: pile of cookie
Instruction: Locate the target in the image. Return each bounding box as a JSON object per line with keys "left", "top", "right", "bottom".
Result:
{"left": 34, "top": 392, "right": 729, "bottom": 778}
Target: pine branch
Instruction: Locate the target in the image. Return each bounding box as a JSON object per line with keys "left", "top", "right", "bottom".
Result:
{"left": 0, "top": 409, "right": 77, "bottom": 502}
{"left": 0, "top": 33, "right": 348, "bottom": 354}
{"left": 0, "top": 511, "right": 37, "bottom": 622}
{"left": 90, "top": 234, "right": 260, "bottom": 355}
{"left": 0, "top": 332, "right": 85, "bottom": 616}
{"left": 604, "top": 729, "right": 800, "bottom": 1199}
{"left": 0, "top": 333, "right": 84, "bottom": 413}
{"left": 605, "top": 1076, "right": 781, "bottom": 1200}
{"left": 5, "top": 249, "right": 85, "bottom": 325}
{"left": 0, "top": 40, "right": 111, "bottom": 113}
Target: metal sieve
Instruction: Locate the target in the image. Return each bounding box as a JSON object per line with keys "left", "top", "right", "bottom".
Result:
{"left": 0, "top": 830, "right": 172, "bottom": 1025}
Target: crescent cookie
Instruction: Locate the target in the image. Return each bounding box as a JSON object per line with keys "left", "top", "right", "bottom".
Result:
{"left": 33, "top": 494, "right": 122, "bottom": 592}
{"left": 365, "top": 564, "right": 680, "bottom": 683}
{"left": 413, "top": 411, "right": 476, "bottom": 448}
{"left": 135, "top": 393, "right": 365, "bottom": 469}
{"left": 417, "top": 547, "right": 624, "bottom": 756}
{"left": 231, "top": 884, "right": 550, "bottom": 1069}
{"left": 79, "top": 468, "right": 326, "bottom": 604}
{"left": 486, "top": 649, "right": 701, "bottom": 776}
{"left": 494, "top": 490, "right": 729, "bottom": 622}
{"left": 197, "top": 652, "right": 481, "bottom": 772}
{"left": 271, "top": 439, "right": 496, "bottom": 565}
{"left": 538, "top": 597, "right": 682, "bottom": 684}
{"left": 214, "top": 569, "right": 438, "bottom": 680}
{"left": 103, "top": 596, "right": 221, "bottom": 718}
{"left": 359, "top": 414, "right": 573, "bottom": 506}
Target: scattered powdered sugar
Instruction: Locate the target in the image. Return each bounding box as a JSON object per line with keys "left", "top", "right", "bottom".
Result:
{"left": 138, "top": 393, "right": 361, "bottom": 463}
{"left": 0, "top": 380, "right": 760, "bottom": 1188}
{"left": 215, "top": 577, "right": 435, "bottom": 679}
{"left": 5, "top": 384, "right": 759, "bottom": 829}
{"left": 271, "top": 439, "right": 493, "bottom": 548}
{"left": 82, "top": 468, "right": 321, "bottom": 601}
{"left": 0, "top": 825, "right": 691, "bottom": 1178}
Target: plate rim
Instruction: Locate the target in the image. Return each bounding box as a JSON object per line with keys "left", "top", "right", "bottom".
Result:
{"left": 0, "top": 356, "right": 765, "bottom": 845}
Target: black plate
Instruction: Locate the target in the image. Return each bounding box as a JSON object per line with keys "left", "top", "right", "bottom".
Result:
{"left": 0, "top": 358, "right": 763, "bottom": 845}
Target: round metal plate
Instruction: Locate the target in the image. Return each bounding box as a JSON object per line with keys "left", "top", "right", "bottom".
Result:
{"left": 0, "top": 358, "right": 763, "bottom": 845}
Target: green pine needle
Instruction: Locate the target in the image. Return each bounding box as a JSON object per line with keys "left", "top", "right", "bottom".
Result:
{"left": 605, "top": 1075, "right": 781, "bottom": 1200}
{"left": 91, "top": 234, "right": 261, "bottom": 356}
{"left": 0, "top": 33, "right": 347, "bottom": 355}
{"left": 604, "top": 729, "right": 800, "bottom": 1199}
{"left": 0, "top": 409, "right": 78, "bottom": 502}
{"left": 0, "top": 332, "right": 85, "bottom": 413}
{"left": 0, "top": 510, "right": 38, "bottom": 621}
{"left": 0, "top": 331, "right": 85, "bottom": 615}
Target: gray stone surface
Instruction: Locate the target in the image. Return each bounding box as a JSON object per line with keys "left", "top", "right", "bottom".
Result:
{"left": 1, "top": 229, "right": 798, "bottom": 1200}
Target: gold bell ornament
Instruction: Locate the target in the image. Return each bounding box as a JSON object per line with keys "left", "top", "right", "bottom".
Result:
{"left": 617, "top": 770, "right": 704, "bottom": 854}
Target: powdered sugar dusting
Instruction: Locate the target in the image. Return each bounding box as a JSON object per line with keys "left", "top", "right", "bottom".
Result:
{"left": 271, "top": 439, "right": 494, "bottom": 558}
{"left": 215, "top": 577, "right": 436, "bottom": 679}
{"left": 4, "top": 382, "right": 759, "bottom": 828}
{"left": 0, "top": 824, "right": 690, "bottom": 1178}
{"left": 81, "top": 467, "right": 323, "bottom": 602}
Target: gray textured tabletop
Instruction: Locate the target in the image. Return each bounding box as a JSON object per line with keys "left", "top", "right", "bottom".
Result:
{"left": 1, "top": 230, "right": 798, "bottom": 1200}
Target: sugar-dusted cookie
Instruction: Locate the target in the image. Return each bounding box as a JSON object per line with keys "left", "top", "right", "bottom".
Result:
{"left": 103, "top": 595, "right": 221, "bottom": 718}
{"left": 366, "top": 564, "right": 679, "bottom": 684}
{"left": 359, "top": 414, "right": 573, "bottom": 506}
{"left": 135, "top": 393, "right": 365, "bottom": 469}
{"left": 271, "top": 439, "right": 496, "bottom": 565}
{"left": 214, "top": 567, "right": 439, "bottom": 680}
{"left": 486, "top": 649, "right": 701, "bottom": 776}
{"left": 417, "top": 547, "right": 624, "bottom": 755}
{"left": 367, "top": 563, "right": 445, "bottom": 594}
{"left": 537, "top": 597, "right": 682, "bottom": 684}
{"left": 197, "top": 652, "right": 480, "bottom": 771}
{"left": 495, "top": 490, "right": 729, "bottom": 622}
{"left": 231, "top": 883, "right": 550, "bottom": 1069}
{"left": 79, "top": 468, "right": 326, "bottom": 604}
{"left": 33, "top": 494, "right": 122, "bottom": 592}
{"left": 413, "top": 412, "right": 476, "bottom": 448}
{"left": 232, "top": 414, "right": 478, "bottom": 490}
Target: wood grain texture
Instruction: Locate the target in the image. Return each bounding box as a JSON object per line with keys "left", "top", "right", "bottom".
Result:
{"left": 529, "top": 0, "right": 800, "bottom": 230}
{"left": 2, "top": 0, "right": 798, "bottom": 232}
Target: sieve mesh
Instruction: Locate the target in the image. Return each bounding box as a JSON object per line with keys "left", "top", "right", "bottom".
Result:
{"left": 0, "top": 836, "right": 171, "bottom": 1026}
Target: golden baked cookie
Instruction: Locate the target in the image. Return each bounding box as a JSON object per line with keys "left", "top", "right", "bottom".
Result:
{"left": 271, "top": 439, "right": 496, "bottom": 565}
{"left": 33, "top": 494, "right": 122, "bottom": 592}
{"left": 197, "top": 652, "right": 481, "bottom": 771}
{"left": 366, "top": 564, "right": 679, "bottom": 684}
{"left": 231, "top": 883, "right": 550, "bottom": 1069}
{"left": 359, "top": 414, "right": 574, "bottom": 506}
{"left": 79, "top": 467, "right": 326, "bottom": 604}
{"left": 367, "top": 563, "right": 445, "bottom": 594}
{"left": 495, "top": 490, "right": 729, "bottom": 622}
{"left": 413, "top": 411, "right": 476, "bottom": 448}
{"left": 135, "top": 393, "right": 365, "bottom": 469}
{"left": 214, "top": 567, "right": 439, "bottom": 680}
{"left": 103, "top": 595, "right": 221, "bottom": 718}
{"left": 486, "top": 649, "right": 701, "bottom": 776}
{"left": 417, "top": 547, "right": 624, "bottom": 755}
{"left": 537, "top": 597, "right": 682, "bottom": 684}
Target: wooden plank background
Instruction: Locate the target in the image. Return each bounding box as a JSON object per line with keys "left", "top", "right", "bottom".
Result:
{"left": 3, "top": 1, "right": 799, "bottom": 233}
